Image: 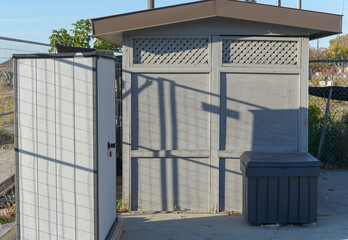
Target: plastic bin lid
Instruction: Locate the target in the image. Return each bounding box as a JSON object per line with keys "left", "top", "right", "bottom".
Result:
{"left": 241, "top": 152, "right": 322, "bottom": 168}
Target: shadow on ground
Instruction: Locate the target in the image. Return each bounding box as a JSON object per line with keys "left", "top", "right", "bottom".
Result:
{"left": 120, "top": 170, "right": 348, "bottom": 240}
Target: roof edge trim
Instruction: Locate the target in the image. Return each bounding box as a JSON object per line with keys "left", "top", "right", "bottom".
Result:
{"left": 91, "top": 0, "right": 342, "bottom": 44}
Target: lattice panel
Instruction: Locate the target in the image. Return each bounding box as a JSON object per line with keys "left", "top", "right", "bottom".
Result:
{"left": 133, "top": 38, "right": 209, "bottom": 65}
{"left": 223, "top": 39, "right": 298, "bottom": 66}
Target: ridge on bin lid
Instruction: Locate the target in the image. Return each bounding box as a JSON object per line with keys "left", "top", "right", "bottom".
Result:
{"left": 240, "top": 151, "right": 322, "bottom": 168}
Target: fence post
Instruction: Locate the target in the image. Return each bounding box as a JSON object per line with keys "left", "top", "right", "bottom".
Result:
{"left": 317, "top": 86, "right": 333, "bottom": 161}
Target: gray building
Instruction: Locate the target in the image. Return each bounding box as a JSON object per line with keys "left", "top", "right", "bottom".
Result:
{"left": 92, "top": 0, "right": 341, "bottom": 212}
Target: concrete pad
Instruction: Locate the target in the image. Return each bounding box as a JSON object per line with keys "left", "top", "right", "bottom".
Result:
{"left": 0, "top": 149, "right": 14, "bottom": 185}
{"left": 119, "top": 170, "right": 348, "bottom": 240}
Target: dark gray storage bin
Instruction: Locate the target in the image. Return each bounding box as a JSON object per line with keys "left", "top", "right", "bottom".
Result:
{"left": 240, "top": 152, "right": 322, "bottom": 225}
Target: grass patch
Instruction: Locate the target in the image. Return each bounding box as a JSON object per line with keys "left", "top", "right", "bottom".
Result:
{"left": 116, "top": 199, "right": 128, "bottom": 213}
{"left": 0, "top": 188, "right": 15, "bottom": 225}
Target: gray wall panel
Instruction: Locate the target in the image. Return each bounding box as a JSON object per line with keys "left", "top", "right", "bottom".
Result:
{"left": 133, "top": 158, "right": 210, "bottom": 212}
{"left": 221, "top": 73, "right": 300, "bottom": 152}
{"left": 123, "top": 31, "right": 308, "bottom": 213}
{"left": 131, "top": 73, "right": 210, "bottom": 151}
{"left": 220, "top": 158, "right": 243, "bottom": 212}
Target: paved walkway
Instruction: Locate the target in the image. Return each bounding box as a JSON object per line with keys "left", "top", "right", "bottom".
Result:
{"left": 120, "top": 170, "right": 348, "bottom": 240}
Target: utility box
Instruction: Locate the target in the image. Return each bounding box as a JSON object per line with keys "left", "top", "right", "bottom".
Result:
{"left": 240, "top": 152, "right": 322, "bottom": 225}
{"left": 14, "top": 53, "right": 118, "bottom": 239}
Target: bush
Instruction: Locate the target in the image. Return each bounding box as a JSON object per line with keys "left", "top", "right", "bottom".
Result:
{"left": 0, "top": 189, "right": 15, "bottom": 225}
{"left": 308, "top": 102, "right": 348, "bottom": 168}
{"left": 308, "top": 103, "right": 323, "bottom": 157}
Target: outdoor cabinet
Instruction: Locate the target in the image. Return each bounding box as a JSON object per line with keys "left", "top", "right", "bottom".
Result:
{"left": 14, "top": 53, "right": 118, "bottom": 239}
{"left": 240, "top": 152, "right": 322, "bottom": 225}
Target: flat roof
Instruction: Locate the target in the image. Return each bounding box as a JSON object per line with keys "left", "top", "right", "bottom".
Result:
{"left": 12, "top": 52, "right": 115, "bottom": 60}
{"left": 91, "top": 0, "right": 342, "bottom": 46}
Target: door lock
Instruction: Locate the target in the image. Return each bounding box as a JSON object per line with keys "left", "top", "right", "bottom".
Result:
{"left": 108, "top": 142, "right": 116, "bottom": 149}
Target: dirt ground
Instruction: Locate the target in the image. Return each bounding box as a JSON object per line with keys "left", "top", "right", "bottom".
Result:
{"left": 0, "top": 83, "right": 14, "bottom": 149}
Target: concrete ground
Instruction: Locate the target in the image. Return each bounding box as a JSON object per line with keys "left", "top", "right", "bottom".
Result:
{"left": 119, "top": 170, "right": 348, "bottom": 240}
{"left": 0, "top": 149, "right": 14, "bottom": 185}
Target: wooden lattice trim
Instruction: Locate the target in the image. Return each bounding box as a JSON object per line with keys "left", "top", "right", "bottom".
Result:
{"left": 133, "top": 38, "right": 209, "bottom": 65}
{"left": 223, "top": 39, "right": 298, "bottom": 66}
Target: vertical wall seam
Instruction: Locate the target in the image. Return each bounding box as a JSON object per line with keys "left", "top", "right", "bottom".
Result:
{"left": 287, "top": 177, "right": 290, "bottom": 223}
{"left": 298, "top": 39, "right": 302, "bottom": 151}
{"left": 255, "top": 177, "right": 258, "bottom": 222}
{"left": 266, "top": 177, "right": 269, "bottom": 222}
{"left": 14, "top": 58, "right": 20, "bottom": 240}
{"left": 297, "top": 176, "right": 300, "bottom": 222}
{"left": 127, "top": 38, "right": 132, "bottom": 210}
{"left": 208, "top": 35, "right": 212, "bottom": 210}
{"left": 210, "top": 35, "right": 220, "bottom": 212}
{"left": 96, "top": 57, "right": 99, "bottom": 239}
{"left": 93, "top": 57, "right": 99, "bottom": 239}
{"left": 299, "top": 38, "right": 303, "bottom": 151}
{"left": 73, "top": 57, "right": 77, "bottom": 240}
{"left": 129, "top": 60, "right": 138, "bottom": 210}
{"left": 307, "top": 177, "right": 310, "bottom": 222}
{"left": 277, "top": 177, "right": 280, "bottom": 222}
{"left": 35, "top": 59, "right": 40, "bottom": 239}
{"left": 54, "top": 59, "right": 58, "bottom": 240}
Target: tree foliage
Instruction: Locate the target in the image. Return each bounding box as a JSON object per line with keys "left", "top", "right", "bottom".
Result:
{"left": 324, "top": 34, "right": 348, "bottom": 60}
{"left": 309, "top": 47, "right": 326, "bottom": 60}
{"left": 308, "top": 34, "right": 348, "bottom": 74}
{"left": 309, "top": 47, "right": 330, "bottom": 74}
{"left": 49, "top": 19, "right": 120, "bottom": 53}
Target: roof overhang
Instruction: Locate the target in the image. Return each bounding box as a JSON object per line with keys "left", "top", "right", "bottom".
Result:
{"left": 91, "top": 0, "right": 342, "bottom": 47}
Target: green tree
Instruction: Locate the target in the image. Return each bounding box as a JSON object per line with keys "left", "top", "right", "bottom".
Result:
{"left": 324, "top": 34, "right": 348, "bottom": 60}
{"left": 49, "top": 19, "right": 120, "bottom": 53}
{"left": 309, "top": 47, "right": 330, "bottom": 74}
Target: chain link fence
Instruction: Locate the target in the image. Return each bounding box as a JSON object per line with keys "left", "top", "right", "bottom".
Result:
{"left": 0, "top": 38, "right": 51, "bottom": 183}
{"left": 0, "top": 37, "right": 52, "bottom": 224}
{"left": 309, "top": 60, "right": 348, "bottom": 167}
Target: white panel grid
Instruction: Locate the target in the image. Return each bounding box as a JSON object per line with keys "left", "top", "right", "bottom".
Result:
{"left": 133, "top": 38, "right": 209, "bottom": 65}
{"left": 55, "top": 57, "right": 76, "bottom": 240}
{"left": 73, "top": 57, "right": 96, "bottom": 238}
{"left": 36, "top": 58, "right": 58, "bottom": 239}
{"left": 17, "top": 56, "right": 96, "bottom": 240}
{"left": 222, "top": 39, "right": 298, "bottom": 66}
{"left": 17, "top": 58, "right": 39, "bottom": 240}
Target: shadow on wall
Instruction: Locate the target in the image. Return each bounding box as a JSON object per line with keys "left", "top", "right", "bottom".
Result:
{"left": 124, "top": 70, "right": 302, "bottom": 212}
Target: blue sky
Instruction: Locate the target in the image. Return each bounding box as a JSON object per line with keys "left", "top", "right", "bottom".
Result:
{"left": 0, "top": 0, "right": 346, "bottom": 52}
